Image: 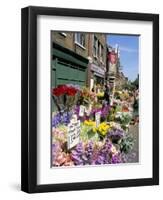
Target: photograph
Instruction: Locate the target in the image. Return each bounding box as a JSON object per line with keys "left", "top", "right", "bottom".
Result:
{"left": 21, "top": 6, "right": 159, "bottom": 193}
{"left": 51, "top": 32, "right": 139, "bottom": 167}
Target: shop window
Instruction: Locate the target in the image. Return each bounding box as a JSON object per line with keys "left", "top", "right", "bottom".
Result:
{"left": 75, "top": 33, "right": 85, "bottom": 48}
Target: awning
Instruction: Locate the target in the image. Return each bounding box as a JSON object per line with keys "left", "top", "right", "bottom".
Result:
{"left": 94, "top": 72, "right": 105, "bottom": 78}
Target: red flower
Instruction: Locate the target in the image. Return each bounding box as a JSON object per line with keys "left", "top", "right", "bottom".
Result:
{"left": 58, "top": 85, "right": 67, "bottom": 94}
{"left": 67, "top": 87, "right": 77, "bottom": 96}
{"left": 52, "top": 85, "right": 78, "bottom": 97}
{"left": 52, "top": 87, "right": 61, "bottom": 96}
{"left": 52, "top": 85, "right": 65, "bottom": 96}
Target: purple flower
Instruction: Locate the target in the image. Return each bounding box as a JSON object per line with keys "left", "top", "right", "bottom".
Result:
{"left": 71, "top": 141, "right": 94, "bottom": 165}
{"left": 101, "top": 105, "right": 110, "bottom": 118}
{"left": 89, "top": 139, "right": 111, "bottom": 165}
{"left": 74, "top": 105, "right": 80, "bottom": 117}
{"left": 52, "top": 111, "right": 72, "bottom": 127}
{"left": 62, "top": 112, "right": 71, "bottom": 124}
{"left": 71, "top": 142, "right": 84, "bottom": 165}
{"left": 99, "top": 138, "right": 112, "bottom": 164}
{"left": 107, "top": 128, "right": 124, "bottom": 143}
{"left": 70, "top": 138, "right": 126, "bottom": 166}
{"left": 85, "top": 141, "right": 94, "bottom": 164}
{"left": 95, "top": 154, "right": 105, "bottom": 165}
{"left": 52, "top": 113, "right": 61, "bottom": 127}
{"left": 52, "top": 143, "right": 60, "bottom": 153}
{"left": 90, "top": 108, "right": 102, "bottom": 116}
{"left": 51, "top": 142, "right": 62, "bottom": 165}
{"left": 111, "top": 153, "right": 122, "bottom": 164}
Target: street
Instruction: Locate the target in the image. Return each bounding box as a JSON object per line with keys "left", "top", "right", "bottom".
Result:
{"left": 128, "top": 124, "right": 139, "bottom": 163}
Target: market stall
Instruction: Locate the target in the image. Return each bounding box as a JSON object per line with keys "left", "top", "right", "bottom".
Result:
{"left": 51, "top": 84, "right": 138, "bottom": 167}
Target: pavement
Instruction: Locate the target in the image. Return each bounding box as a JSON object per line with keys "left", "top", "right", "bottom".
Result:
{"left": 127, "top": 124, "right": 139, "bottom": 163}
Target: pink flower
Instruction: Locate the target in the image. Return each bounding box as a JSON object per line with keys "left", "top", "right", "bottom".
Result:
{"left": 53, "top": 152, "right": 67, "bottom": 166}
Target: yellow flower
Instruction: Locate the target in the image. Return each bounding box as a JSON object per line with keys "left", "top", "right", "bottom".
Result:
{"left": 84, "top": 120, "right": 96, "bottom": 127}
{"left": 96, "top": 122, "right": 110, "bottom": 136}
{"left": 97, "top": 92, "right": 104, "bottom": 97}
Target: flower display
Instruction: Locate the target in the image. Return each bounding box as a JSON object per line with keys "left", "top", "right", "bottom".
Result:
{"left": 51, "top": 83, "right": 138, "bottom": 167}
{"left": 69, "top": 139, "right": 124, "bottom": 166}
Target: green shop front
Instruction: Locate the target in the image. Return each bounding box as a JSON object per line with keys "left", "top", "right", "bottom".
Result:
{"left": 51, "top": 43, "right": 89, "bottom": 112}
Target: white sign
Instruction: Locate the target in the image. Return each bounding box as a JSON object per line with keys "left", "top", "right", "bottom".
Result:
{"left": 109, "top": 63, "right": 117, "bottom": 75}
{"left": 91, "top": 64, "right": 105, "bottom": 76}
{"left": 67, "top": 120, "right": 80, "bottom": 149}
{"left": 95, "top": 112, "right": 101, "bottom": 127}
{"left": 79, "top": 105, "right": 85, "bottom": 117}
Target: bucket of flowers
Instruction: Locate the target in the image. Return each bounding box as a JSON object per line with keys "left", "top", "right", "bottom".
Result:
{"left": 52, "top": 84, "right": 81, "bottom": 128}
{"left": 107, "top": 128, "right": 125, "bottom": 144}
{"left": 52, "top": 84, "right": 80, "bottom": 112}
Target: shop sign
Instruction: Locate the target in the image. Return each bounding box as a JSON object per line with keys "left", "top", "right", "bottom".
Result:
{"left": 108, "top": 52, "right": 117, "bottom": 75}
{"left": 108, "top": 52, "right": 117, "bottom": 64}
{"left": 79, "top": 105, "right": 85, "bottom": 117}
{"left": 109, "top": 63, "right": 117, "bottom": 74}
{"left": 67, "top": 120, "right": 81, "bottom": 149}
{"left": 91, "top": 64, "right": 105, "bottom": 76}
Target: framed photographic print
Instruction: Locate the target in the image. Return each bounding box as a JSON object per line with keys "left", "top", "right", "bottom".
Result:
{"left": 21, "top": 6, "right": 159, "bottom": 193}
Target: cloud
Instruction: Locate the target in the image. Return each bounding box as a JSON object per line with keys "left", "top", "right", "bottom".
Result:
{"left": 119, "top": 46, "right": 138, "bottom": 53}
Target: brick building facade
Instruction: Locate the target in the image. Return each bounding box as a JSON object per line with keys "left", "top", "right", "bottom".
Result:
{"left": 51, "top": 32, "right": 107, "bottom": 91}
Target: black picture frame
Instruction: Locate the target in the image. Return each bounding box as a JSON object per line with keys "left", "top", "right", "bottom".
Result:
{"left": 21, "top": 6, "right": 159, "bottom": 193}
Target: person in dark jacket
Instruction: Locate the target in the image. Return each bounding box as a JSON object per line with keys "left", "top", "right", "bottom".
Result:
{"left": 104, "top": 84, "right": 110, "bottom": 105}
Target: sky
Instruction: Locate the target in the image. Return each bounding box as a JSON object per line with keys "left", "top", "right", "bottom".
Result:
{"left": 107, "top": 34, "right": 139, "bottom": 81}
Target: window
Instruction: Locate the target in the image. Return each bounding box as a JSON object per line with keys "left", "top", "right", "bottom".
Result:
{"left": 98, "top": 41, "right": 100, "bottom": 58}
{"left": 100, "top": 45, "right": 104, "bottom": 62}
{"left": 75, "top": 33, "right": 85, "bottom": 47}
{"left": 93, "top": 36, "right": 98, "bottom": 57}
{"left": 93, "top": 36, "right": 104, "bottom": 61}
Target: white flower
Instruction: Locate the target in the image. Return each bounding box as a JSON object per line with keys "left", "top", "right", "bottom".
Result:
{"left": 111, "top": 146, "right": 117, "bottom": 154}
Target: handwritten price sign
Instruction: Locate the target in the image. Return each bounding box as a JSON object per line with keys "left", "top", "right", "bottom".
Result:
{"left": 67, "top": 120, "right": 80, "bottom": 149}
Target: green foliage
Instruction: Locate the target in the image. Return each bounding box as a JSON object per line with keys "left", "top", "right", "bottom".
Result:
{"left": 107, "top": 107, "right": 116, "bottom": 121}
{"left": 119, "top": 113, "right": 132, "bottom": 126}
{"left": 132, "top": 76, "right": 139, "bottom": 89}
{"left": 122, "top": 82, "right": 134, "bottom": 91}
{"left": 80, "top": 124, "right": 99, "bottom": 142}
{"left": 119, "top": 135, "right": 134, "bottom": 154}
